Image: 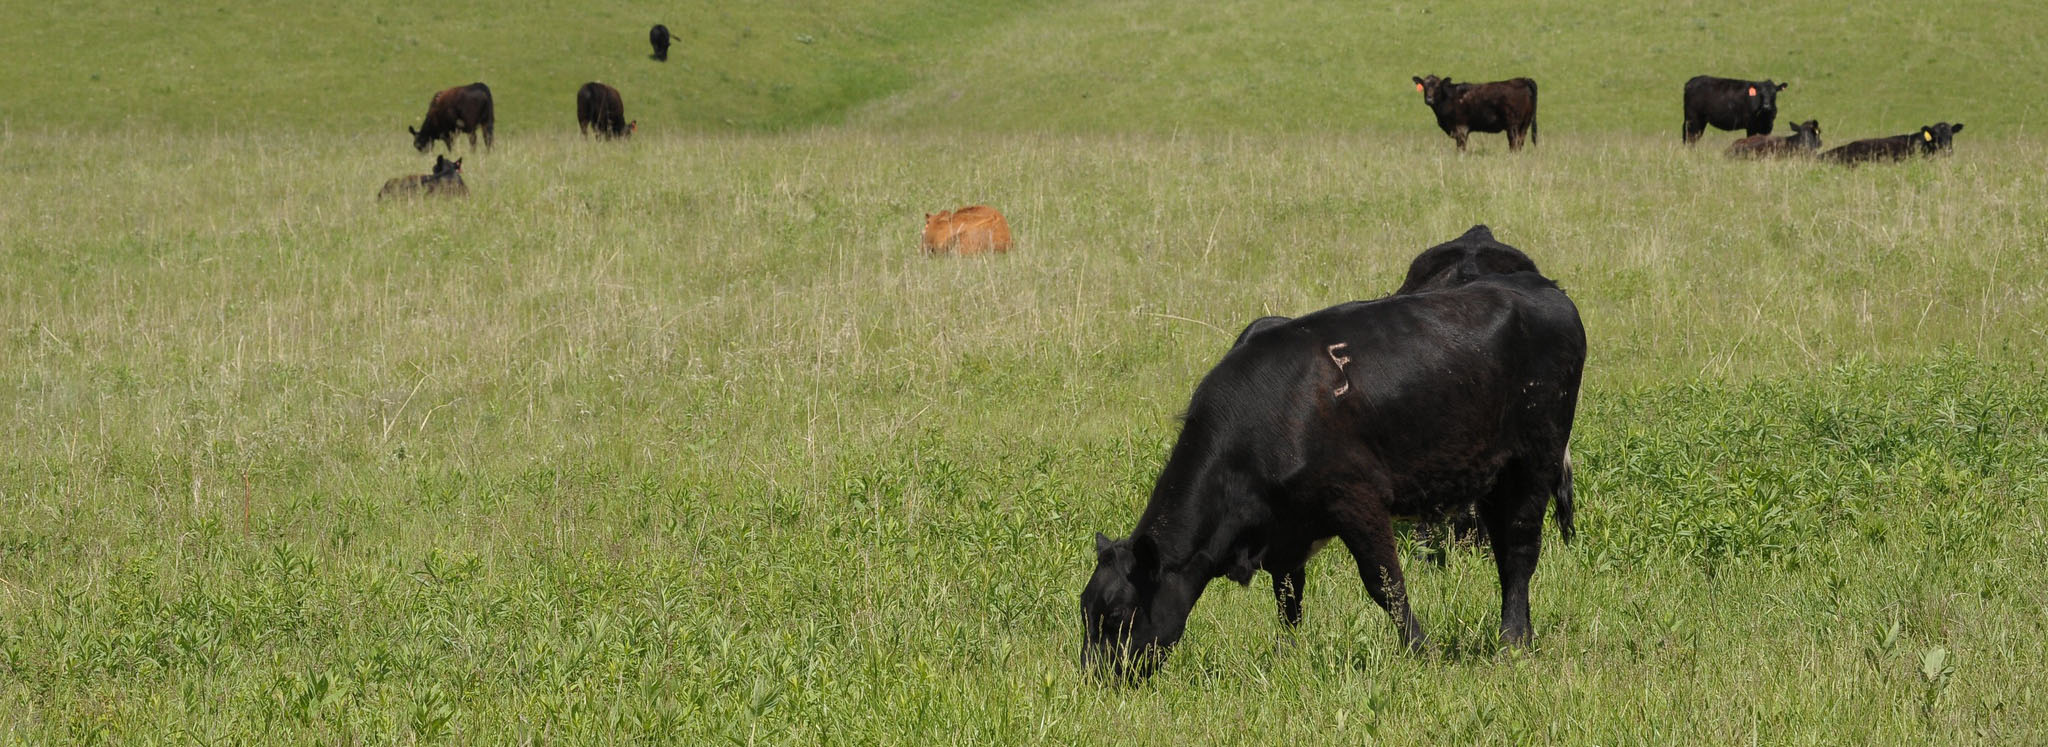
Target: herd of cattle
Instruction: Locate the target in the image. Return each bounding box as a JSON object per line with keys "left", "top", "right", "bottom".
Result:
{"left": 1415, "top": 72, "right": 1963, "bottom": 163}
{"left": 361, "top": 39, "right": 1965, "bottom": 681}
{"left": 379, "top": 59, "right": 1968, "bottom": 200}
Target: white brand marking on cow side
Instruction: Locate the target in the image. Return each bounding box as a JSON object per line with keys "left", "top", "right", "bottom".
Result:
{"left": 1326, "top": 343, "right": 1352, "bottom": 397}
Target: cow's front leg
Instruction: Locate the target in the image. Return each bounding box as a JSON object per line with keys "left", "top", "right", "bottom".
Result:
{"left": 1338, "top": 510, "right": 1426, "bottom": 652}
{"left": 1272, "top": 564, "right": 1306, "bottom": 628}
{"left": 1453, "top": 127, "right": 1470, "bottom": 151}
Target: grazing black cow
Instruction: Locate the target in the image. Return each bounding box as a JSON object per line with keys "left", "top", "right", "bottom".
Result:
{"left": 1820, "top": 123, "right": 1964, "bottom": 165}
{"left": 650, "top": 24, "right": 672, "bottom": 61}
{"left": 1412, "top": 75, "right": 1539, "bottom": 152}
{"left": 1081, "top": 225, "right": 1586, "bottom": 682}
{"left": 1682, "top": 76, "right": 1788, "bottom": 144}
{"left": 1726, "top": 120, "right": 1822, "bottom": 159}
{"left": 409, "top": 82, "right": 495, "bottom": 152}
{"left": 576, "top": 82, "right": 635, "bottom": 139}
{"left": 378, "top": 155, "right": 467, "bottom": 199}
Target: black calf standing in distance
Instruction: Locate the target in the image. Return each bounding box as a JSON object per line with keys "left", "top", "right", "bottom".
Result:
{"left": 1080, "top": 225, "right": 1585, "bottom": 683}
{"left": 650, "top": 24, "right": 672, "bottom": 61}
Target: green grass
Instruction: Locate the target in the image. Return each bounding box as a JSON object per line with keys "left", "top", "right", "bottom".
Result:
{"left": 5, "top": 130, "right": 2046, "bottom": 742}
{"left": 6, "top": 0, "right": 2048, "bottom": 742}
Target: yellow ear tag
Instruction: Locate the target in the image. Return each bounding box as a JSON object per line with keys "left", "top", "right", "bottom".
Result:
{"left": 1923, "top": 131, "right": 1934, "bottom": 141}
{"left": 1748, "top": 86, "right": 1757, "bottom": 96}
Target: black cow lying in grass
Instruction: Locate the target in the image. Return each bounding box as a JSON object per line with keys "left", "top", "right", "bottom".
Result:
{"left": 410, "top": 82, "right": 495, "bottom": 152}
{"left": 1821, "top": 123, "right": 1964, "bottom": 165}
{"left": 378, "top": 155, "right": 467, "bottom": 199}
{"left": 1726, "top": 120, "right": 1822, "bottom": 159}
{"left": 1081, "top": 225, "right": 1586, "bottom": 682}
{"left": 1682, "top": 76, "right": 1788, "bottom": 144}
{"left": 1412, "top": 75, "right": 1539, "bottom": 152}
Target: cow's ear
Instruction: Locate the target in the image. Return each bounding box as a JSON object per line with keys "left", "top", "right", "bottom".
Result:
{"left": 1950, "top": 123, "right": 1963, "bottom": 133}
{"left": 1095, "top": 532, "right": 1113, "bottom": 556}
{"left": 1922, "top": 128, "right": 1935, "bottom": 142}
{"left": 1130, "top": 533, "right": 1160, "bottom": 578}
{"left": 1412, "top": 76, "right": 1424, "bottom": 85}
{"left": 1777, "top": 82, "right": 1789, "bottom": 91}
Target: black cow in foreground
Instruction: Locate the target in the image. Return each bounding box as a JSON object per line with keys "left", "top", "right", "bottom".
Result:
{"left": 576, "top": 82, "right": 635, "bottom": 139}
{"left": 378, "top": 155, "right": 467, "bottom": 199}
{"left": 410, "top": 82, "right": 495, "bottom": 152}
{"left": 1682, "top": 76, "right": 1788, "bottom": 144}
{"left": 1231, "top": 235, "right": 1581, "bottom": 564}
{"left": 1081, "top": 225, "right": 1586, "bottom": 682}
{"left": 1412, "top": 75, "right": 1539, "bottom": 152}
{"left": 1726, "top": 120, "right": 1822, "bottom": 159}
{"left": 650, "top": 24, "right": 672, "bottom": 61}
{"left": 1820, "top": 123, "right": 1964, "bottom": 165}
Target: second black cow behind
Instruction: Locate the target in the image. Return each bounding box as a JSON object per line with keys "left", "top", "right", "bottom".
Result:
{"left": 1081, "top": 225, "right": 1586, "bottom": 682}
{"left": 1682, "top": 75, "right": 1789, "bottom": 144}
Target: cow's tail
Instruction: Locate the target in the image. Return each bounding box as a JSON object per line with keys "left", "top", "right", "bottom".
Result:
{"left": 1553, "top": 447, "right": 1575, "bottom": 543}
{"left": 1526, "top": 79, "right": 1539, "bottom": 146}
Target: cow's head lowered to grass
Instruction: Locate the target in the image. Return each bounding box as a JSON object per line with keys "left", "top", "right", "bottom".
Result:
{"left": 1079, "top": 532, "right": 1185, "bottom": 682}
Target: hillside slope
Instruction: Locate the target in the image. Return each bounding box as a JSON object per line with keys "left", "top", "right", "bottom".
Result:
{"left": 854, "top": 0, "right": 2043, "bottom": 138}
{"left": 6, "top": 0, "right": 2040, "bottom": 137}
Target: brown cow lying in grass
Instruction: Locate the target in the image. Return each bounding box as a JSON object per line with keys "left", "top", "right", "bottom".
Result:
{"left": 378, "top": 155, "right": 467, "bottom": 199}
{"left": 921, "top": 205, "right": 1012, "bottom": 255}
{"left": 1726, "top": 120, "right": 1822, "bottom": 159}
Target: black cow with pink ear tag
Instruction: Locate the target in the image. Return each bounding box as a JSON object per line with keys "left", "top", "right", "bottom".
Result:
{"left": 1682, "top": 75, "right": 1788, "bottom": 144}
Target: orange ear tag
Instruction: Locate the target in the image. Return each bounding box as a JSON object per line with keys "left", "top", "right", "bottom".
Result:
{"left": 1748, "top": 86, "right": 1757, "bottom": 96}
{"left": 1416, "top": 82, "right": 1424, "bottom": 91}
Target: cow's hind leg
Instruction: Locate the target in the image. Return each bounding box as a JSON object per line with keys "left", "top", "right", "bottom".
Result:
{"left": 1337, "top": 509, "right": 1426, "bottom": 652}
{"left": 1479, "top": 462, "right": 1548, "bottom": 647}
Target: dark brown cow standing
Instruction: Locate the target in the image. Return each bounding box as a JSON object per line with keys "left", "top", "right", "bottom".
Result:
{"left": 1821, "top": 123, "right": 1965, "bottom": 165}
{"left": 409, "top": 82, "right": 495, "bottom": 152}
{"left": 576, "top": 82, "right": 635, "bottom": 139}
{"left": 1412, "top": 75, "right": 1539, "bottom": 152}
{"left": 1726, "top": 120, "right": 1822, "bottom": 159}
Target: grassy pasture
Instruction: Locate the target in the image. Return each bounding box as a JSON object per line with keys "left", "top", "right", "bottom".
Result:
{"left": 4, "top": 130, "right": 2047, "bottom": 742}
{"left": 5, "top": 0, "right": 2048, "bottom": 742}
{"left": 6, "top": 0, "right": 2040, "bottom": 137}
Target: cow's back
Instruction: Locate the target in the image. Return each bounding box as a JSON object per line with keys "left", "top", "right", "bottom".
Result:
{"left": 1822, "top": 135, "right": 1910, "bottom": 164}
{"left": 1193, "top": 278, "right": 1579, "bottom": 515}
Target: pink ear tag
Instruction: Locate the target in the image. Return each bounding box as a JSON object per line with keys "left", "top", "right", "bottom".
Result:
{"left": 1748, "top": 86, "right": 1757, "bottom": 96}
